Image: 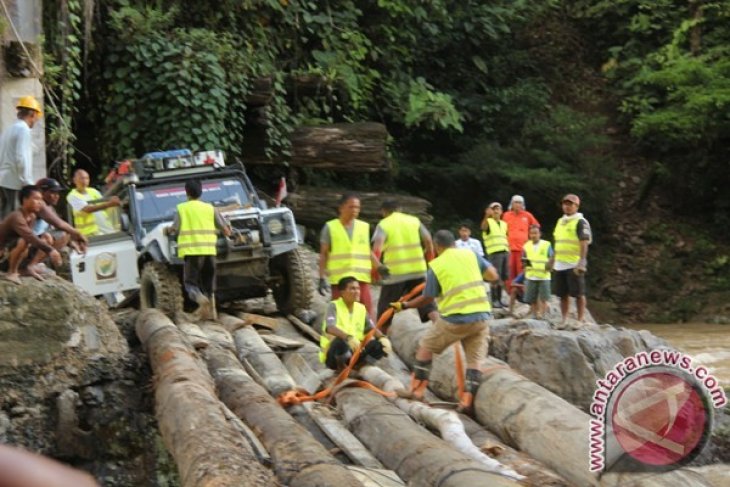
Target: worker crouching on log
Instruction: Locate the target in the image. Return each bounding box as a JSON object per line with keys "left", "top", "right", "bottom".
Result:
{"left": 391, "top": 230, "right": 498, "bottom": 412}
{"left": 320, "top": 276, "right": 392, "bottom": 371}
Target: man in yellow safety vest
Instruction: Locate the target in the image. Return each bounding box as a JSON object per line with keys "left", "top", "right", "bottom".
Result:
{"left": 66, "top": 169, "right": 121, "bottom": 237}
{"left": 391, "top": 229, "right": 498, "bottom": 411}
{"left": 318, "top": 193, "right": 377, "bottom": 318}
{"left": 372, "top": 200, "right": 437, "bottom": 332}
{"left": 167, "top": 179, "right": 231, "bottom": 319}
{"left": 319, "top": 276, "right": 392, "bottom": 370}
{"left": 552, "top": 193, "right": 591, "bottom": 324}
{"left": 480, "top": 201, "right": 509, "bottom": 308}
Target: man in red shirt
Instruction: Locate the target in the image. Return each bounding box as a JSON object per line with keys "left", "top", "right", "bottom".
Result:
{"left": 502, "top": 195, "right": 539, "bottom": 290}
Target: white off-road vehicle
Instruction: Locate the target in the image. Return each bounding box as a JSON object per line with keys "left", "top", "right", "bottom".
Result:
{"left": 69, "top": 149, "right": 313, "bottom": 315}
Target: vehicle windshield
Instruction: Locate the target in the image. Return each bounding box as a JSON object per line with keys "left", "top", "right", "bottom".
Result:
{"left": 136, "top": 178, "right": 251, "bottom": 227}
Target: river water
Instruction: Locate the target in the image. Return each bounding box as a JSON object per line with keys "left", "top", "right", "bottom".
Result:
{"left": 624, "top": 323, "right": 730, "bottom": 386}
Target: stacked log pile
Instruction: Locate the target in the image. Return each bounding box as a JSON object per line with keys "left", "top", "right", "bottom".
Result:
{"left": 287, "top": 186, "right": 433, "bottom": 227}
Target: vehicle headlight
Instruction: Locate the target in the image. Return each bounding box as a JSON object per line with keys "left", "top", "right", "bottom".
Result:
{"left": 267, "top": 218, "right": 284, "bottom": 235}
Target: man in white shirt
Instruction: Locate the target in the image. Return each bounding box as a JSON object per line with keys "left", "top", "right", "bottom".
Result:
{"left": 455, "top": 224, "right": 484, "bottom": 256}
{"left": 0, "top": 96, "right": 42, "bottom": 218}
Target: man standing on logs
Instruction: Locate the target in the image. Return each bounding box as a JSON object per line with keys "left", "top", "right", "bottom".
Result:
{"left": 166, "top": 179, "right": 231, "bottom": 319}
{"left": 319, "top": 276, "right": 392, "bottom": 370}
{"left": 372, "top": 199, "right": 437, "bottom": 332}
{"left": 391, "top": 230, "right": 497, "bottom": 411}
{"left": 318, "top": 194, "right": 376, "bottom": 318}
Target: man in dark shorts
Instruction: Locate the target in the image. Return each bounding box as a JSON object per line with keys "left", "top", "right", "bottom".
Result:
{"left": 372, "top": 199, "right": 437, "bottom": 332}
{"left": 552, "top": 194, "right": 591, "bottom": 323}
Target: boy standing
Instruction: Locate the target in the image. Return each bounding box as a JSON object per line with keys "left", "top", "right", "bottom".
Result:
{"left": 480, "top": 202, "right": 509, "bottom": 307}
{"left": 522, "top": 225, "right": 554, "bottom": 319}
{"left": 455, "top": 224, "right": 484, "bottom": 256}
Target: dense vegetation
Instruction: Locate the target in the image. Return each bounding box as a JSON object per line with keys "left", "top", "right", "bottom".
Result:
{"left": 41, "top": 0, "right": 729, "bottom": 235}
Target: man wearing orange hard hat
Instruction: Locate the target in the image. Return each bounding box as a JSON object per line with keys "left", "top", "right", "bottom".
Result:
{"left": 0, "top": 96, "right": 43, "bottom": 219}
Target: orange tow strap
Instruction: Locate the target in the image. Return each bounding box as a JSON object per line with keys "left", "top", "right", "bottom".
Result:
{"left": 277, "top": 282, "right": 426, "bottom": 407}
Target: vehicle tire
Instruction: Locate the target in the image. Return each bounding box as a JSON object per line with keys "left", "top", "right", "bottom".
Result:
{"left": 271, "top": 247, "right": 314, "bottom": 314}
{"left": 139, "top": 261, "right": 183, "bottom": 316}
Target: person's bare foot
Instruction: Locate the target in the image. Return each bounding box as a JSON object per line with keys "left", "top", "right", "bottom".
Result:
{"left": 20, "top": 268, "right": 45, "bottom": 281}
{"left": 2, "top": 272, "right": 22, "bottom": 285}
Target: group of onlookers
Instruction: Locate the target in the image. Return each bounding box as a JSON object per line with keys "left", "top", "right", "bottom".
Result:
{"left": 456, "top": 194, "right": 591, "bottom": 322}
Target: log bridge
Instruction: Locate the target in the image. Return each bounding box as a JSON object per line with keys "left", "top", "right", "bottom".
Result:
{"left": 135, "top": 307, "right": 715, "bottom": 487}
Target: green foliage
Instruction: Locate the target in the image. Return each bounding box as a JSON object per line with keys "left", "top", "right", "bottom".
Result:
{"left": 95, "top": 7, "right": 254, "bottom": 160}
{"left": 398, "top": 105, "right": 613, "bottom": 226}
{"left": 42, "top": 0, "right": 84, "bottom": 179}
{"left": 404, "top": 79, "right": 463, "bottom": 132}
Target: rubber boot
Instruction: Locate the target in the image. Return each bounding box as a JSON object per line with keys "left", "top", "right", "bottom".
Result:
{"left": 408, "top": 359, "right": 432, "bottom": 400}
{"left": 459, "top": 368, "right": 483, "bottom": 413}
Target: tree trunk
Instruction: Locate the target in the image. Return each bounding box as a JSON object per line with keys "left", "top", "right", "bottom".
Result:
{"left": 358, "top": 365, "right": 523, "bottom": 481}
{"left": 197, "top": 323, "right": 364, "bottom": 487}
{"left": 242, "top": 123, "right": 390, "bottom": 172}
{"left": 366, "top": 345, "right": 569, "bottom": 485}
{"left": 287, "top": 187, "right": 432, "bottom": 228}
{"left": 135, "top": 309, "right": 276, "bottom": 487}
{"left": 388, "top": 313, "right": 712, "bottom": 487}
{"left": 335, "top": 388, "right": 520, "bottom": 487}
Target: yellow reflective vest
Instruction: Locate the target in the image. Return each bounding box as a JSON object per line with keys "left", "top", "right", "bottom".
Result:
{"left": 523, "top": 239, "right": 552, "bottom": 280}
{"left": 177, "top": 200, "right": 217, "bottom": 258}
{"left": 553, "top": 218, "right": 581, "bottom": 265}
{"left": 378, "top": 211, "right": 427, "bottom": 277}
{"left": 326, "top": 218, "right": 371, "bottom": 284}
{"left": 68, "top": 187, "right": 103, "bottom": 236}
{"left": 319, "top": 298, "right": 368, "bottom": 362}
{"left": 482, "top": 218, "right": 509, "bottom": 255}
{"left": 429, "top": 248, "right": 490, "bottom": 317}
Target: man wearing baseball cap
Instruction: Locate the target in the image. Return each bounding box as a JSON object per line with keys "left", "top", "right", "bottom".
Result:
{"left": 0, "top": 96, "right": 43, "bottom": 219}
{"left": 31, "top": 178, "right": 88, "bottom": 262}
{"left": 552, "top": 193, "right": 592, "bottom": 324}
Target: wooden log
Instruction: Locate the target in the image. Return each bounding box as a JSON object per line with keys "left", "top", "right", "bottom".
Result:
{"left": 373, "top": 347, "right": 569, "bottom": 485}
{"left": 243, "top": 123, "right": 390, "bottom": 172}
{"left": 388, "top": 313, "right": 712, "bottom": 487}
{"left": 220, "top": 313, "right": 296, "bottom": 396}
{"left": 287, "top": 313, "right": 321, "bottom": 343}
{"left": 287, "top": 187, "right": 433, "bottom": 228}
{"left": 260, "top": 334, "right": 305, "bottom": 350}
{"left": 358, "top": 366, "right": 524, "bottom": 481}
{"left": 135, "top": 309, "right": 276, "bottom": 487}
{"left": 245, "top": 77, "right": 274, "bottom": 107}
{"left": 458, "top": 414, "right": 569, "bottom": 486}
{"left": 197, "top": 324, "right": 364, "bottom": 487}
{"left": 336, "top": 388, "right": 520, "bottom": 487}
{"left": 306, "top": 404, "right": 384, "bottom": 469}
{"left": 218, "top": 314, "right": 343, "bottom": 453}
